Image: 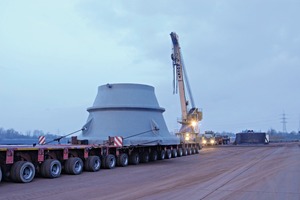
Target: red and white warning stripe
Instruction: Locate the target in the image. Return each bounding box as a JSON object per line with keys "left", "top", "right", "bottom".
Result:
{"left": 38, "top": 136, "right": 46, "bottom": 145}
{"left": 114, "top": 136, "right": 123, "bottom": 147}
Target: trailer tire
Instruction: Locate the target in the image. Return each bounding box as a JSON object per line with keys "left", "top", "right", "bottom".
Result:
{"left": 141, "top": 152, "right": 150, "bottom": 163}
{"left": 150, "top": 150, "right": 158, "bottom": 161}
{"left": 182, "top": 148, "right": 188, "bottom": 156}
{"left": 177, "top": 148, "right": 183, "bottom": 157}
{"left": 0, "top": 167, "right": 2, "bottom": 183}
{"left": 187, "top": 148, "right": 192, "bottom": 155}
{"left": 117, "top": 153, "right": 128, "bottom": 167}
{"left": 85, "top": 156, "right": 101, "bottom": 172}
{"left": 41, "top": 159, "right": 62, "bottom": 178}
{"left": 10, "top": 161, "right": 22, "bottom": 182}
{"left": 165, "top": 149, "right": 172, "bottom": 159}
{"left": 171, "top": 149, "right": 177, "bottom": 158}
{"left": 11, "top": 161, "right": 35, "bottom": 183}
{"left": 105, "top": 154, "right": 116, "bottom": 169}
{"left": 65, "top": 157, "right": 83, "bottom": 175}
{"left": 158, "top": 150, "right": 165, "bottom": 160}
{"left": 191, "top": 148, "right": 196, "bottom": 154}
{"left": 190, "top": 148, "right": 194, "bottom": 154}
{"left": 130, "top": 152, "right": 140, "bottom": 165}
{"left": 195, "top": 147, "right": 200, "bottom": 154}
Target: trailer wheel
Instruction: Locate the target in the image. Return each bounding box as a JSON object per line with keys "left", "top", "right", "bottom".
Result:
{"left": 195, "top": 147, "right": 200, "bottom": 154}
{"left": 10, "top": 161, "right": 35, "bottom": 183}
{"left": 182, "top": 148, "right": 188, "bottom": 156}
{"left": 65, "top": 157, "right": 83, "bottom": 175}
{"left": 0, "top": 167, "right": 2, "bottom": 183}
{"left": 85, "top": 156, "right": 101, "bottom": 172}
{"left": 187, "top": 148, "right": 192, "bottom": 155}
{"left": 105, "top": 154, "right": 116, "bottom": 169}
{"left": 177, "top": 148, "right": 183, "bottom": 157}
{"left": 190, "top": 148, "right": 194, "bottom": 154}
{"left": 171, "top": 149, "right": 177, "bottom": 158}
{"left": 41, "top": 159, "right": 62, "bottom": 178}
{"left": 141, "top": 152, "right": 150, "bottom": 163}
{"left": 158, "top": 150, "right": 165, "bottom": 160}
{"left": 10, "top": 161, "right": 21, "bottom": 182}
{"left": 117, "top": 153, "right": 128, "bottom": 167}
{"left": 129, "top": 152, "right": 140, "bottom": 165}
{"left": 165, "top": 149, "right": 172, "bottom": 159}
{"left": 150, "top": 150, "right": 158, "bottom": 161}
{"left": 191, "top": 148, "right": 196, "bottom": 154}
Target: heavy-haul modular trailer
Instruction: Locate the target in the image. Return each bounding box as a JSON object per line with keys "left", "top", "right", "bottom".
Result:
{"left": 0, "top": 136, "right": 200, "bottom": 184}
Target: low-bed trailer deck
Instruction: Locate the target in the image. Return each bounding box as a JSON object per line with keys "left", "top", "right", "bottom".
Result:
{"left": 0, "top": 136, "right": 200, "bottom": 184}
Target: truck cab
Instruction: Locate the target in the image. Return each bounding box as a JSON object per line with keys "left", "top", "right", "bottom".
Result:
{"left": 201, "top": 131, "right": 217, "bottom": 146}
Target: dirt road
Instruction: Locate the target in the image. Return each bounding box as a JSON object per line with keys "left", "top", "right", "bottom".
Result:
{"left": 0, "top": 143, "right": 299, "bottom": 200}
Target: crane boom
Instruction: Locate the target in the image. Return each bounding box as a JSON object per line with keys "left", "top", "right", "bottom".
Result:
{"left": 170, "top": 32, "right": 188, "bottom": 122}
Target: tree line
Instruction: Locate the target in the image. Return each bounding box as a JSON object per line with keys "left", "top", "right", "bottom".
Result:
{"left": 0, "top": 128, "right": 60, "bottom": 140}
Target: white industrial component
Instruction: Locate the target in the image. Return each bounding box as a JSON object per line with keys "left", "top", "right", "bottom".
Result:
{"left": 80, "top": 83, "right": 180, "bottom": 146}
{"left": 170, "top": 32, "right": 203, "bottom": 143}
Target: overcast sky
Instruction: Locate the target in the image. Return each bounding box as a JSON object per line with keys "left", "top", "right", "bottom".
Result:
{"left": 1, "top": 0, "right": 299, "bottom": 135}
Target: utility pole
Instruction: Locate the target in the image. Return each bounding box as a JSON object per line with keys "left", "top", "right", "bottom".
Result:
{"left": 280, "top": 112, "right": 287, "bottom": 133}
{"left": 298, "top": 115, "right": 300, "bottom": 134}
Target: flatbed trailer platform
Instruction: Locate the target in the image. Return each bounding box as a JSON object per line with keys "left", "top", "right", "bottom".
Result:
{"left": 0, "top": 137, "right": 200, "bottom": 184}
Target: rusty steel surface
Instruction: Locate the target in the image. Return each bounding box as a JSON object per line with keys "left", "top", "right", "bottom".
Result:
{"left": 0, "top": 143, "right": 299, "bottom": 200}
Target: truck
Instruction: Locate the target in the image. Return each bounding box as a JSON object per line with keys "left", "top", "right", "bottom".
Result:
{"left": 0, "top": 32, "right": 203, "bottom": 184}
{"left": 201, "top": 131, "right": 230, "bottom": 146}
{"left": 201, "top": 131, "right": 217, "bottom": 146}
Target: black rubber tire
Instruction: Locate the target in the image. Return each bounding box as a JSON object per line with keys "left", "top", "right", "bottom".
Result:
{"left": 171, "top": 149, "right": 178, "bottom": 158}
{"left": 0, "top": 166, "right": 2, "bottom": 183}
{"left": 10, "top": 161, "right": 35, "bottom": 183}
{"left": 85, "top": 156, "right": 101, "bottom": 172}
{"left": 158, "top": 150, "right": 165, "bottom": 160}
{"left": 150, "top": 150, "right": 158, "bottom": 161}
{"left": 195, "top": 147, "right": 200, "bottom": 154}
{"left": 10, "top": 161, "right": 22, "bottom": 182}
{"left": 191, "top": 148, "right": 195, "bottom": 154}
{"left": 187, "top": 148, "right": 192, "bottom": 155}
{"left": 165, "top": 149, "right": 172, "bottom": 159}
{"left": 141, "top": 152, "right": 150, "bottom": 163}
{"left": 182, "top": 148, "right": 188, "bottom": 156}
{"left": 105, "top": 154, "right": 116, "bottom": 169}
{"left": 64, "top": 157, "right": 83, "bottom": 175}
{"left": 117, "top": 153, "right": 128, "bottom": 167}
{"left": 41, "top": 159, "right": 62, "bottom": 178}
{"left": 177, "top": 148, "right": 183, "bottom": 157}
{"left": 129, "top": 152, "right": 140, "bottom": 165}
